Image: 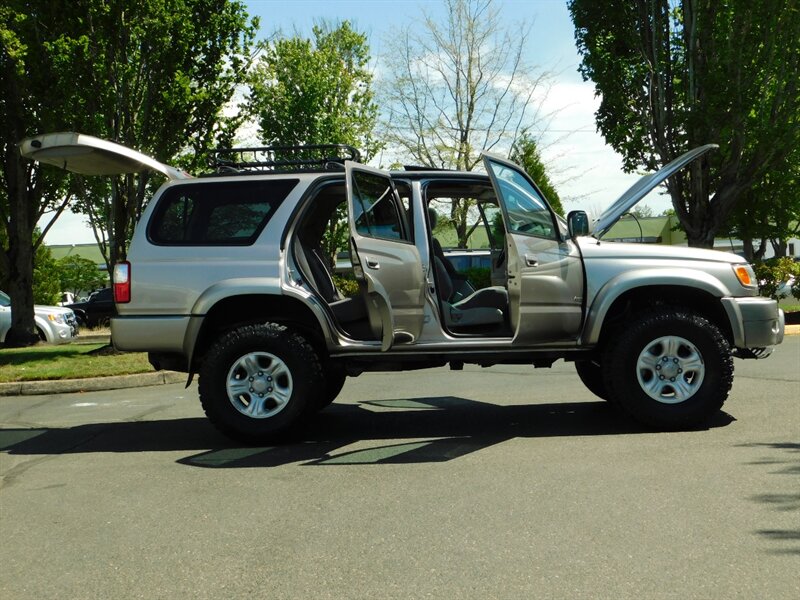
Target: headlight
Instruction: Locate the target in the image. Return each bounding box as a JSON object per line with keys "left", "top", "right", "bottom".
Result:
{"left": 733, "top": 264, "right": 757, "bottom": 288}
{"left": 48, "top": 313, "right": 66, "bottom": 324}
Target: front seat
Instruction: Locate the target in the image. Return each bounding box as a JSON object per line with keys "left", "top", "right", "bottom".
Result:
{"left": 433, "top": 256, "right": 508, "bottom": 330}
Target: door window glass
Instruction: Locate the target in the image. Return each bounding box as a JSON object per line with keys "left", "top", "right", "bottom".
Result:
{"left": 351, "top": 170, "right": 407, "bottom": 241}
{"left": 485, "top": 159, "right": 557, "bottom": 240}
{"left": 149, "top": 179, "right": 298, "bottom": 245}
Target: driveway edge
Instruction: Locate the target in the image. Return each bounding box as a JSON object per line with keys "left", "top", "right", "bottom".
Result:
{"left": 0, "top": 371, "right": 185, "bottom": 397}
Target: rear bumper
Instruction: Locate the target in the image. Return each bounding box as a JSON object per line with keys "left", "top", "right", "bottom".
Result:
{"left": 721, "top": 297, "right": 784, "bottom": 351}
{"left": 111, "top": 315, "right": 190, "bottom": 353}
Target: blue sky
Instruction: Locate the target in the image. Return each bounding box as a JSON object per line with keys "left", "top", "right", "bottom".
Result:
{"left": 43, "top": 0, "right": 645, "bottom": 245}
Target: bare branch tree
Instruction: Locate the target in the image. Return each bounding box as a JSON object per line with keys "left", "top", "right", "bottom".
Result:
{"left": 379, "top": 0, "right": 553, "bottom": 245}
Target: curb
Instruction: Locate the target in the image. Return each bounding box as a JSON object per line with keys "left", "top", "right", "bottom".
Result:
{"left": 0, "top": 371, "right": 185, "bottom": 397}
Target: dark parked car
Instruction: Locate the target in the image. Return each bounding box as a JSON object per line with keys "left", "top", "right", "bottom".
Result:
{"left": 66, "top": 287, "right": 116, "bottom": 328}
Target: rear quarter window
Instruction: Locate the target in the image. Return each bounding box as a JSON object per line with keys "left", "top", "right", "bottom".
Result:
{"left": 148, "top": 179, "right": 299, "bottom": 245}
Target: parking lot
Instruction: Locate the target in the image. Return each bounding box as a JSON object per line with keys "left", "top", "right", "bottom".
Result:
{"left": 1, "top": 337, "right": 798, "bottom": 599}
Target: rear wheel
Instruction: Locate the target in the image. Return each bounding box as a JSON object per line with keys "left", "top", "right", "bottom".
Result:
{"left": 199, "top": 323, "right": 323, "bottom": 443}
{"left": 602, "top": 308, "right": 733, "bottom": 430}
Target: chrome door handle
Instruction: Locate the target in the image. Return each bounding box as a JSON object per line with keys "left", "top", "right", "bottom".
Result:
{"left": 524, "top": 254, "right": 538, "bottom": 267}
{"left": 366, "top": 258, "right": 380, "bottom": 269}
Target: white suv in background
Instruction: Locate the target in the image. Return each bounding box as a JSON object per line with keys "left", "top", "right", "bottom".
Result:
{"left": 0, "top": 291, "right": 79, "bottom": 345}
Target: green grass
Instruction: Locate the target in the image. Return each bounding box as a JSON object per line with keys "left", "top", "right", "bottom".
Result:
{"left": 0, "top": 344, "right": 154, "bottom": 383}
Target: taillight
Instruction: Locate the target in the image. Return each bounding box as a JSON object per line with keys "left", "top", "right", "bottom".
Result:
{"left": 113, "top": 261, "right": 131, "bottom": 303}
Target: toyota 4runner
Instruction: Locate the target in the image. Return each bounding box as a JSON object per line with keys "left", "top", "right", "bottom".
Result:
{"left": 21, "top": 133, "right": 785, "bottom": 442}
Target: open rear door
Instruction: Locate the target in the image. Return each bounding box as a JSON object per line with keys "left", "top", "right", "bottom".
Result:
{"left": 345, "top": 162, "right": 425, "bottom": 351}
{"left": 19, "top": 132, "right": 191, "bottom": 180}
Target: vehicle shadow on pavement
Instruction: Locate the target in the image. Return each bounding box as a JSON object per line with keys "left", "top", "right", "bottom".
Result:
{"left": 738, "top": 441, "right": 800, "bottom": 556}
{"left": 0, "top": 395, "right": 734, "bottom": 468}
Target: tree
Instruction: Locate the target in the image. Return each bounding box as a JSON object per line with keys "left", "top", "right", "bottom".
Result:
{"left": 381, "top": 0, "right": 552, "bottom": 246}
{"left": 569, "top": 0, "right": 800, "bottom": 248}
{"left": 1, "top": 0, "right": 256, "bottom": 346}
{"left": 69, "top": 0, "right": 258, "bottom": 271}
{"left": 58, "top": 255, "right": 107, "bottom": 298}
{"left": 2, "top": 1, "right": 85, "bottom": 344}
{"left": 246, "top": 21, "right": 379, "bottom": 265}
{"left": 247, "top": 21, "right": 380, "bottom": 159}
{"left": 510, "top": 134, "right": 564, "bottom": 216}
{"left": 724, "top": 146, "right": 800, "bottom": 261}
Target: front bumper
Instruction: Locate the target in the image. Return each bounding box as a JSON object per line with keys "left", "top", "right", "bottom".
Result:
{"left": 721, "top": 296, "right": 784, "bottom": 353}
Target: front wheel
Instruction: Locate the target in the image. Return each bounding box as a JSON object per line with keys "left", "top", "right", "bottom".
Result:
{"left": 602, "top": 308, "right": 733, "bottom": 430}
{"left": 198, "top": 323, "right": 324, "bottom": 443}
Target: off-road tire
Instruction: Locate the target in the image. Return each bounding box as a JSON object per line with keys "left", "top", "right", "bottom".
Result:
{"left": 602, "top": 308, "right": 733, "bottom": 430}
{"left": 198, "top": 323, "right": 323, "bottom": 443}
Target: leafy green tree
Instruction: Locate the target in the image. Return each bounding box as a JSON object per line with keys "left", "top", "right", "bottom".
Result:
{"left": 510, "top": 134, "right": 564, "bottom": 216}
{"left": 58, "top": 255, "right": 107, "bottom": 298}
{"left": 1, "top": 0, "right": 256, "bottom": 346}
{"left": 247, "top": 21, "right": 380, "bottom": 158}
{"left": 246, "top": 21, "right": 379, "bottom": 265}
{"left": 723, "top": 147, "right": 800, "bottom": 261}
{"left": 68, "top": 0, "right": 258, "bottom": 271}
{"left": 1, "top": 1, "right": 81, "bottom": 344}
{"left": 569, "top": 0, "right": 800, "bottom": 248}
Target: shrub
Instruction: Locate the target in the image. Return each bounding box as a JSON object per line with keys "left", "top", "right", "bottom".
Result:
{"left": 333, "top": 274, "right": 360, "bottom": 298}
{"left": 754, "top": 257, "right": 800, "bottom": 300}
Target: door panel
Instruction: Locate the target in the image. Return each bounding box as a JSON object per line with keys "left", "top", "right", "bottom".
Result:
{"left": 483, "top": 154, "right": 585, "bottom": 343}
{"left": 346, "top": 163, "right": 426, "bottom": 349}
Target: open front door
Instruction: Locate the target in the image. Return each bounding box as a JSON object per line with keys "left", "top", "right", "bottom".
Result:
{"left": 345, "top": 163, "right": 425, "bottom": 351}
{"left": 483, "top": 153, "right": 585, "bottom": 343}
{"left": 19, "top": 132, "right": 191, "bottom": 180}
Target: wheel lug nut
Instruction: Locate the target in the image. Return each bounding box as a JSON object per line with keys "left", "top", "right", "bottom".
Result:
{"left": 670, "top": 377, "right": 676, "bottom": 382}
{"left": 673, "top": 358, "right": 679, "bottom": 363}
{"left": 249, "top": 377, "right": 254, "bottom": 382}
{"left": 258, "top": 371, "right": 263, "bottom": 376}
{"left": 258, "top": 393, "right": 264, "bottom": 398}
{"left": 659, "top": 375, "right": 665, "bottom": 380}
{"left": 678, "top": 368, "right": 682, "bottom": 373}
{"left": 656, "top": 365, "right": 661, "bottom": 370}
{"left": 267, "top": 376, "right": 272, "bottom": 382}
{"left": 268, "top": 387, "right": 273, "bottom": 392}
{"left": 249, "top": 387, "right": 254, "bottom": 392}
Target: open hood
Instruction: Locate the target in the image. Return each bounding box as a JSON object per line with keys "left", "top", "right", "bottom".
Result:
{"left": 593, "top": 144, "right": 717, "bottom": 238}
{"left": 19, "top": 132, "right": 191, "bottom": 181}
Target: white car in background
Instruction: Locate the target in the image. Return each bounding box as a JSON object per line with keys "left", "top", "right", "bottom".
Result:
{"left": 0, "top": 291, "right": 79, "bottom": 345}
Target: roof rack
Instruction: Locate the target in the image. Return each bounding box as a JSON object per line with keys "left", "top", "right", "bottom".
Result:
{"left": 209, "top": 144, "right": 362, "bottom": 173}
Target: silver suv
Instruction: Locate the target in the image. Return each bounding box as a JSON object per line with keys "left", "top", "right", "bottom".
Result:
{"left": 21, "top": 133, "right": 785, "bottom": 442}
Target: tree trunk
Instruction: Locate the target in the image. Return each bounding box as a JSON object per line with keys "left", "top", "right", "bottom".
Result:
{"left": 4, "top": 156, "right": 38, "bottom": 346}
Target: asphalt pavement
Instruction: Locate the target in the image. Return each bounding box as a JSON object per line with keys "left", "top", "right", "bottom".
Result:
{"left": 0, "top": 337, "right": 798, "bottom": 599}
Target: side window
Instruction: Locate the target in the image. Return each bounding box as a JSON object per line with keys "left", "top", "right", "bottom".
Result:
{"left": 485, "top": 159, "right": 557, "bottom": 240}
{"left": 351, "top": 170, "right": 408, "bottom": 242}
{"left": 149, "top": 179, "right": 298, "bottom": 245}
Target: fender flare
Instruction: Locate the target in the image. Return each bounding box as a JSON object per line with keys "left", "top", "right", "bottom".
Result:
{"left": 582, "top": 268, "right": 730, "bottom": 345}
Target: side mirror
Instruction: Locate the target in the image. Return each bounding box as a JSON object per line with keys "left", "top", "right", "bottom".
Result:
{"left": 567, "top": 210, "right": 590, "bottom": 238}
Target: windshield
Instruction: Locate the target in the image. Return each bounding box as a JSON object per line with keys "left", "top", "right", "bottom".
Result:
{"left": 0, "top": 291, "right": 9, "bottom": 307}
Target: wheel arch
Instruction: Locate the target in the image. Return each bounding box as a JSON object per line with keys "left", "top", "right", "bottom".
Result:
{"left": 188, "top": 293, "right": 330, "bottom": 371}
{"left": 585, "top": 281, "right": 733, "bottom": 347}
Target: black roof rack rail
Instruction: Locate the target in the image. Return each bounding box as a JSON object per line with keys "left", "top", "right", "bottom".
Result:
{"left": 402, "top": 164, "right": 451, "bottom": 171}
{"left": 209, "top": 144, "right": 362, "bottom": 173}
